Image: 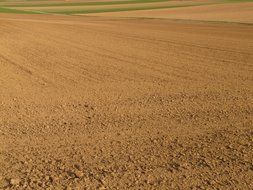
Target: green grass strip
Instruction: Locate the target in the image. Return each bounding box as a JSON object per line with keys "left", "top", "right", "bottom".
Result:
{"left": 0, "top": 7, "right": 40, "bottom": 13}
{"left": 223, "top": 0, "right": 253, "bottom": 2}
{"left": 7, "top": 0, "right": 169, "bottom": 8}
{"left": 43, "top": 3, "right": 207, "bottom": 14}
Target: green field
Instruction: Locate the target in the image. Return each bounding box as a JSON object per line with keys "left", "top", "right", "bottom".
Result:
{"left": 3, "top": 0, "right": 169, "bottom": 7}
{"left": 0, "top": 6, "right": 38, "bottom": 13}
{"left": 0, "top": 0, "right": 253, "bottom": 14}
{"left": 41, "top": 4, "right": 207, "bottom": 14}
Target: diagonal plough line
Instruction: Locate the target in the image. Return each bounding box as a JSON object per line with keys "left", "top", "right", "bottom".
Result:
{"left": 0, "top": 53, "right": 32, "bottom": 75}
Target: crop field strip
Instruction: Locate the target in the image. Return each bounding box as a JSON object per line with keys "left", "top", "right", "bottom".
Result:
{"left": 0, "top": 7, "right": 36, "bottom": 13}
{"left": 0, "top": 0, "right": 208, "bottom": 14}
{"left": 90, "top": 1, "right": 253, "bottom": 24}
{"left": 1, "top": 0, "right": 252, "bottom": 15}
{"left": 1, "top": 0, "right": 170, "bottom": 7}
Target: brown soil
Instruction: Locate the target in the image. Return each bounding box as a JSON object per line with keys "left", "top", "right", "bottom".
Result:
{"left": 90, "top": 2, "right": 253, "bottom": 24}
{"left": 0, "top": 14, "right": 252, "bottom": 190}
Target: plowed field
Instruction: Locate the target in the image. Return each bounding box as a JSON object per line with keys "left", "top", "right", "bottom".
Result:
{"left": 0, "top": 13, "right": 252, "bottom": 189}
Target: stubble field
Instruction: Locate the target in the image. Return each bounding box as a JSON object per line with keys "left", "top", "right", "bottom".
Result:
{"left": 0, "top": 0, "right": 253, "bottom": 189}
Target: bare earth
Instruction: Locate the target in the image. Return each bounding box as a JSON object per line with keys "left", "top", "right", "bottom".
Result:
{"left": 90, "top": 2, "right": 253, "bottom": 24}
{"left": 0, "top": 14, "right": 253, "bottom": 189}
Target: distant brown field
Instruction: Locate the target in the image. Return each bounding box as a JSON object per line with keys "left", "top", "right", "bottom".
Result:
{"left": 90, "top": 2, "right": 253, "bottom": 23}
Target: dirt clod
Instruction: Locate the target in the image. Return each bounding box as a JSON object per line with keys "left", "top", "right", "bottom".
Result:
{"left": 10, "top": 178, "right": 20, "bottom": 186}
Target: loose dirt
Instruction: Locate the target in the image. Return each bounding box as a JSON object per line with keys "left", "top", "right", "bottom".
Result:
{"left": 0, "top": 14, "right": 252, "bottom": 189}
